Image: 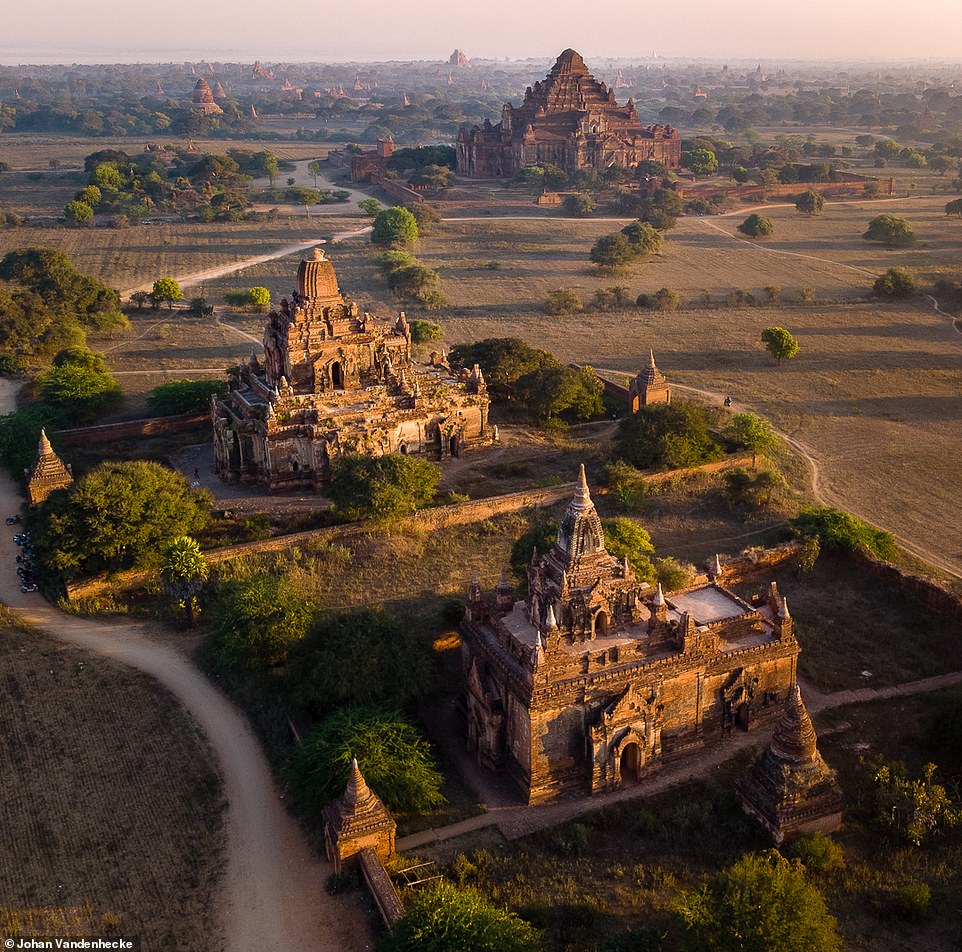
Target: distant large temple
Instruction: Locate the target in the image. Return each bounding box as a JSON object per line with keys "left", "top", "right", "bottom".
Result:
{"left": 456, "top": 49, "right": 681, "bottom": 179}
{"left": 211, "top": 249, "right": 491, "bottom": 492}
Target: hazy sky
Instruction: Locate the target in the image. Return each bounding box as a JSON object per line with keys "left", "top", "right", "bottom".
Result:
{"left": 4, "top": 0, "right": 962, "bottom": 64}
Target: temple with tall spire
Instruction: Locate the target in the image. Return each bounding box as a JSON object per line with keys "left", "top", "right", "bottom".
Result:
{"left": 323, "top": 758, "right": 396, "bottom": 871}
{"left": 460, "top": 465, "right": 800, "bottom": 803}
{"left": 628, "top": 351, "right": 671, "bottom": 411}
{"left": 456, "top": 49, "right": 680, "bottom": 178}
{"left": 25, "top": 429, "right": 72, "bottom": 505}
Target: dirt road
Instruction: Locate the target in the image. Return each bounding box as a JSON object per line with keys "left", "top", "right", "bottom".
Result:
{"left": 0, "top": 379, "right": 371, "bottom": 952}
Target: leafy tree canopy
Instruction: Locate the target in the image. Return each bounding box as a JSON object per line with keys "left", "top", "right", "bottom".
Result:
{"left": 35, "top": 460, "right": 212, "bottom": 579}
{"left": 514, "top": 365, "right": 603, "bottom": 424}
{"left": 724, "top": 412, "right": 780, "bottom": 465}
{"left": 601, "top": 517, "right": 656, "bottom": 581}
{"left": 789, "top": 506, "right": 897, "bottom": 561}
{"left": 620, "top": 221, "right": 664, "bottom": 257}
{"left": 873, "top": 267, "right": 917, "bottom": 297}
{"left": 409, "top": 319, "right": 443, "bottom": 344}
{"left": 761, "top": 326, "right": 800, "bottom": 364}
{"left": 864, "top": 214, "right": 914, "bottom": 246}
{"left": 147, "top": 378, "right": 226, "bottom": 416}
{"left": 738, "top": 214, "right": 775, "bottom": 238}
{"left": 448, "top": 338, "right": 559, "bottom": 402}
{"left": 329, "top": 453, "right": 440, "bottom": 521}
{"left": 590, "top": 233, "right": 637, "bottom": 271}
{"left": 371, "top": 206, "right": 419, "bottom": 247}
{"left": 0, "top": 405, "right": 69, "bottom": 481}
{"left": 795, "top": 189, "right": 825, "bottom": 216}
{"left": 285, "top": 608, "right": 435, "bottom": 718}
{"left": 37, "top": 346, "right": 121, "bottom": 423}
{"left": 381, "top": 881, "right": 542, "bottom": 952}
{"left": 616, "top": 401, "right": 723, "bottom": 471}
{"left": 673, "top": 851, "right": 842, "bottom": 952}
{"left": 288, "top": 706, "right": 445, "bottom": 815}
{"left": 0, "top": 282, "right": 86, "bottom": 367}
{"left": 151, "top": 277, "right": 183, "bottom": 308}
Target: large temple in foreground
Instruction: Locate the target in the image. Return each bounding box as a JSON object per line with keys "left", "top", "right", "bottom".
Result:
{"left": 211, "top": 248, "right": 491, "bottom": 492}
{"left": 461, "top": 466, "right": 811, "bottom": 805}
{"left": 456, "top": 49, "right": 681, "bottom": 178}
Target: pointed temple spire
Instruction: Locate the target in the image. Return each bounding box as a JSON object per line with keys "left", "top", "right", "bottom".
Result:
{"left": 26, "top": 429, "right": 73, "bottom": 505}
{"left": 771, "top": 683, "right": 817, "bottom": 763}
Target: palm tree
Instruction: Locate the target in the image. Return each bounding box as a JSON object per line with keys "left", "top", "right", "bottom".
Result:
{"left": 160, "top": 535, "right": 208, "bottom": 627}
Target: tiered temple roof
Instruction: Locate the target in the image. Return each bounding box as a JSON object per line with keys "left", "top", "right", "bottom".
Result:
{"left": 25, "top": 429, "right": 72, "bottom": 505}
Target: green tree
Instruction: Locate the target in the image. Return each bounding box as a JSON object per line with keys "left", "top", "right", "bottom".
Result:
{"left": 724, "top": 411, "right": 780, "bottom": 467}
{"left": 307, "top": 159, "right": 324, "bottom": 186}
{"left": 289, "top": 706, "right": 445, "bottom": 814}
{"left": 946, "top": 198, "right": 962, "bottom": 217}
{"left": 410, "top": 164, "right": 453, "bottom": 189}
{"left": 866, "top": 757, "right": 961, "bottom": 846}
{"left": 789, "top": 506, "right": 897, "bottom": 560}
{"left": 761, "top": 326, "right": 799, "bottom": 364}
{"left": 160, "top": 535, "right": 208, "bottom": 627}
{"left": 35, "top": 460, "right": 211, "bottom": 579}
{"left": 863, "top": 214, "right": 914, "bottom": 246}
{"left": 358, "top": 197, "right": 383, "bottom": 217}
{"left": 388, "top": 263, "right": 445, "bottom": 308}
{"left": 381, "top": 881, "right": 542, "bottom": 952}
{"left": 147, "top": 379, "right": 226, "bottom": 416}
{"left": 738, "top": 214, "right": 775, "bottom": 238}
{"left": 246, "top": 286, "right": 271, "bottom": 307}
{"left": 409, "top": 319, "right": 443, "bottom": 344}
{"left": 37, "top": 346, "right": 121, "bottom": 422}
{"left": 874, "top": 139, "right": 901, "bottom": 159}
{"left": 448, "top": 339, "right": 559, "bottom": 402}
{"left": 90, "top": 163, "right": 124, "bottom": 190}
{"left": 542, "top": 288, "right": 584, "bottom": 314}
{"left": 371, "top": 206, "right": 419, "bottom": 247}
{"left": 733, "top": 165, "right": 750, "bottom": 184}
{"left": 514, "top": 365, "right": 603, "bottom": 423}
{"left": 0, "top": 283, "right": 86, "bottom": 367}
{"left": 874, "top": 267, "right": 917, "bottom": 297}
{"left": 795, "top": 189, "right": 825, "bottom": 216}
{"left": 637, "top": 287, "right": 680, "bottom": 311}
{"left": 674, "top": 851, "right": 842, "bottom": 952}
{"left": 329, "top": 453, "right": 440, "bottom": 520}
{"left": 286, "top": 608, "right": 435, "bottom": 718}
{"left": 601, "top": 517, "right": 656, "bottom": 581}
{"left": 682, "top": 148, "right": 718, "bottom": 177}
{"left": 616, "top": 402, "right": 723, "bottom": 470}
{"left": 75, "top": 185, "right": 102, "bottom": 207}
{"left": 64, "top": 200, "right": 94, "bottom": 226}
{"left": 620, "top": 221, "right": 664, "bottom": 257}
{"left": 590, "top": 233, "right": 636, "bottom": 271}
{"left": 405, "top": 202, "right": 442, "bottom": 236}
{"left": 211, "top": 572, "right": 312, "bottom": 670}
{"left": 151, "top": 277, "right": 183, "bottom": 309}
{"left": 562, "top": 192, "right": 596, "bottom": 217}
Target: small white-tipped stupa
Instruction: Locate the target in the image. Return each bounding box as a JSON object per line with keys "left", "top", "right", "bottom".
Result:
{"left": 653, "top": 582, "right": 665, "bottom": 607}
{"left": 545, "top": 602, "right": 559, "bottom": 630}
{"left": 781, "top": 596, "right": 790, "bottom": 619}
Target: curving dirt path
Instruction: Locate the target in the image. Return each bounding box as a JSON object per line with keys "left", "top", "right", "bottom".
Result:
{"left": 0, "top": 377, "right": 371, "bottom": 952}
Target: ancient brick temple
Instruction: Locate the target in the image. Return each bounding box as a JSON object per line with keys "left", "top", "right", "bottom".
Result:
{"left": 628, "top": 351, "right": 671, "bottom": 410}
{"left": 211, "top": 249, "right": 490, "bottom": 492}
{"left": 25, "top": 429, "right": 72, "bottom": 505}
{"left": 323, "top": 759, "right": 396, "bottom": 872}
{"left": 737, "top": 684, "right": 843, "bottom": 843}
{"left": 460, "top": 466, "right": 800, "bottom": 803}
{"left": 456, "top": 49, "right": 681, "bottom": 178}
{"left": 191, "top": 78, "right": 223, "bottom": 116}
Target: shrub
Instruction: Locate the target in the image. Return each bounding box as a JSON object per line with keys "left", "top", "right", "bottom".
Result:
{"left": 592, "top": 286, "right": 631, "bottom": 310}
{"left": 606, "top": 460, "right": 649, "bottom": 512}
{"left": 723, "top": 467, "right": 786, "bottom": 508}
{"left": 865, "top": 757, "right": 960, "bottom": 846}
{"left": 616, "top": 401, "right": 723, "bottom": 471}
{"left": 405, "top": 202, "right": 443, "bottom": 235}
{"left": 387, "top": 263, "right": 445, "bottom": 308}
{"left": 764, "top": 285, "right": 781, "bottom": 303}
{"left": 209, "top": 571, "right": 312, "bottom": 670}
{"left": 381, "top": 881, "right": 542, "bottom": 952}
{"left": 620, "top": 221, "right": 664, "bottom": 257}
{"left": 590, "top": 233, "right": 637, "bottom": 271}
{"left": 873, "top": 267, "right": 917, "bottom": 297}
{"left": 738, "top": 214, "right": 775, "bottom": 238}
{"left": 64, "top": 200, "right": 94, "bottom": 226}
{"left": 787, "top": 832, "right": 844, "bottom": 872}
{"left": 655, "top": 556, "right": 696, "bottom": 590}
{"left": 673, "top": 851, "right": 842, "bottom": 952}
{"left": 789, "top": 506, "right": 897, "bottom": 561}
{"left": 329, "top": 453, "right": 440, "bottom": 520}
{"left": 795, "top": 189, "right": 825, "bottom": 216}
{"left": 289, "top": 706, "right": 444, "bottom": 815}
{"left": 285, "top": 608, "right": 435, "bottom": 718}
{"left": 863, "top": 214, "right": 914, "bottom": 246}
{"left": 563, "top": 192, "right": 596, "bottom": 217}
{"left": 891, "top": 883, "right": 931, "bottom": 922}
{"left": 409, "top": 319, "right": 443, "bottom": 343}
{"left": 246, "top": 286, "right": 271, "bottom": 307}
{"left": 647, "top": 287, "right": 680, "bottom": 312}
{"left": 543, "top": 288, "right": 584, "bottom": 315}
{"left": 147, "top": 379, "right": 227, "bottom": 416}
{"left": 798, "top": 287, "right": 815, "bottom": 304}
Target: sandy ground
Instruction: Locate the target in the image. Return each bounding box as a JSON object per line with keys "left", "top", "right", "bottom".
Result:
{"left": 0, "top": 376, "right": 373, "bottom": 952}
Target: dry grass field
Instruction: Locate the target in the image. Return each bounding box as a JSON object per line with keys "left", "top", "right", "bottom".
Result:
{"left": 0, "top": 623, "right": 225, "bottom": 948}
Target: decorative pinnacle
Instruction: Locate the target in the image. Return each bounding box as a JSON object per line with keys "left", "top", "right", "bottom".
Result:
{"left": 781, "top": 596, "right": 790, "bottom": 620}
{"left": 545, "top": 602, "right": 558, "bottom": 630}
{"left": 653, "top": 582, "right": 665, "bottom": 607}
{"left": 711, "top": 553, "right": 723, "bottom": 578}
{"left": 572, "top": 463, "right": 592, "bottom": 510}
{"left": 649, "top": 349, "right": 656, "bottom": 368}
{"left": 38, "top": 428, "right": 52, "bottom": 457}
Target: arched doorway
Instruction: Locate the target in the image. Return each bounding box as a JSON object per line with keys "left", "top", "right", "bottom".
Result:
{"left": 331, "top": 361, "right": 344, "bottom": 390}
{"left": 449, "top": 435, "right": 460, "bottom": 458}
{"left": 595, "top": 611, "right": 609, "bottom": 638}
{"left": 620, "top": 742, "right": 642, "bottom": 783}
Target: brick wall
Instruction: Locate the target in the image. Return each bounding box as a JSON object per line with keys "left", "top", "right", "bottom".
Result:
{"left": 852, "top": 550, "right": 962, "bottom": 624}
{"left": 56, "top": 413, "right": 209, "bottom": 447}
{"left": 371, "top": 173, "right": 425, "bottom": 205}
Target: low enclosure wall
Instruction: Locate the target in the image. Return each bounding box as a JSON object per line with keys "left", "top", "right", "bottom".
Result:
{"left": 56, "top": 413, "right": 208, "bottom": 447}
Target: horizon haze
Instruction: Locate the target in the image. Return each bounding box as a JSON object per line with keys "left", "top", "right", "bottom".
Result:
{"left": 4, "top": 0, "right": 962, "bottom": 65}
